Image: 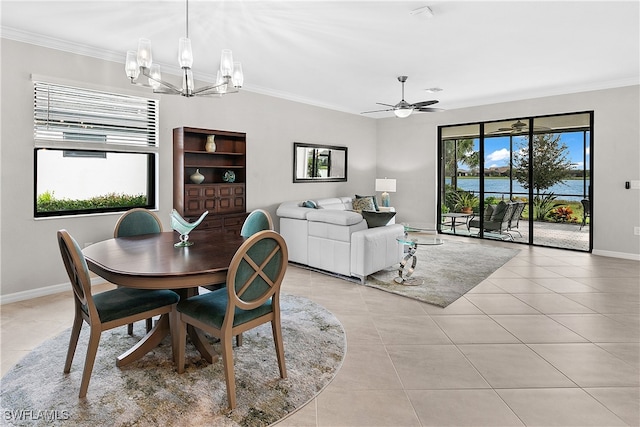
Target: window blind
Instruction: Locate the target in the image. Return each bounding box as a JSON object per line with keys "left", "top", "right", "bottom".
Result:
{"left": 34, "top": 81, "right": 158, "bottom": 152}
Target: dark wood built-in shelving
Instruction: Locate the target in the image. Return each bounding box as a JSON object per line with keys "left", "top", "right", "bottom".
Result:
{"left": 173, "top": 127, "right": 248, "bottom": 235}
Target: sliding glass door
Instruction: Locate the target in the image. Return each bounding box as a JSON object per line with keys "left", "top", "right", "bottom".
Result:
{"left": 438, "top": 112, "right": 592, "bottom": 252}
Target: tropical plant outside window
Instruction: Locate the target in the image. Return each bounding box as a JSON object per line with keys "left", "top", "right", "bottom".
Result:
{"left": 33, "top": 81, "right": 158, "bottom": 217}
{"left": 438, "top": 112, "right": 592, "bottom": 252}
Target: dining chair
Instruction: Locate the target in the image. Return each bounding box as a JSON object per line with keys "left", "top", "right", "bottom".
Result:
{"left": 114, "top": 208, "right": 163, "bottom": 238}
{"left": 57, "top": 229, "right": 179, "bottom": 398}
{"left": 235, "top": 208, "right": 274, "bottom": 346}
{"left": 175, "top": 230, "right": 288, "bottom": 409}
{"left": 240, "top": 209, "right": 274, "bottom": 238}
{"left": 114, "top": 208, "right": 163, "bottom": 335}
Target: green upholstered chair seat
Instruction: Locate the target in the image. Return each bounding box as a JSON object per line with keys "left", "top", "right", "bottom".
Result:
{"left": 177, "top": 288, "right": 273, "bottom": 328}
{"left": 89, "top": 288, "right": 179, "bottom": 323}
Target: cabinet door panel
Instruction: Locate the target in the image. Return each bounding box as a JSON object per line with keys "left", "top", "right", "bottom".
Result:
{"left": 203, "top": 198, "right": 217, "bottom": 211}
{"left": 185, "top": 199, "right": 203, "bottom": 216}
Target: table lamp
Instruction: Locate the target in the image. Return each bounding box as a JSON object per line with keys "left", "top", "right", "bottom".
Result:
{"left": 375, "top": 178, "right": 396, "bottom": 208}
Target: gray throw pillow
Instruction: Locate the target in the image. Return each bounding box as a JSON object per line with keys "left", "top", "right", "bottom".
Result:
{"left": 355, "top": 194, "right": 379, "bottom": 211}
{"left": 352, "top": 197, "right": 376, "bottom": 213}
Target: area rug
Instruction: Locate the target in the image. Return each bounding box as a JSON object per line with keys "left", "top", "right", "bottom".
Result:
{"left": 0, "top": 294, "right": 345, "bottom": 427}
{"left": 367, "top": 239, "right": 520, "bottom": 307}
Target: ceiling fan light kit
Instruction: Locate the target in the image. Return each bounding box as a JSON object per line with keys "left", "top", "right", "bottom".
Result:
{"left": 362, "top": 75, "right": 443, "bottom": 118}
{"left": 124, "top": 0, "right": 243, "bottom": 97}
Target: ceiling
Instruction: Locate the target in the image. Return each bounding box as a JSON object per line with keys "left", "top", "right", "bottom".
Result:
{"left": 2, "top": 1, "right": 638, "bottom": 118}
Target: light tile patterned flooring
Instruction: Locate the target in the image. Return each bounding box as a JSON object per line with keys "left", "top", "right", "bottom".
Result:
{"left": 1, "top": 235, "right": 638, "bottom": 426}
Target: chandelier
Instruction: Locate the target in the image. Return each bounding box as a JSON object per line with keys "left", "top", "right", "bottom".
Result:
{"left": 124, "top": 0, "right": 243, "bottom": 97}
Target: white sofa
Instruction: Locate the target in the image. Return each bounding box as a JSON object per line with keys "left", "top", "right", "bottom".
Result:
{"left": 276, "top": 197, "right": 404, "bottom": 282}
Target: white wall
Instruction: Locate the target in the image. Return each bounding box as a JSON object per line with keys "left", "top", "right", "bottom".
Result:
{"left": 0, "top": 39, "right": 377, "bottom": 298}
{"left": 2, "top": 38, "right": 639, "bottom": 301}
{"left": 377, "top": 85, "right": 640, "bottom": 258}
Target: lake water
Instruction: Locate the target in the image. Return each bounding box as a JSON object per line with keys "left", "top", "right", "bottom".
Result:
{"left": 446, "top": 178, "right": 589, "bottom": 201}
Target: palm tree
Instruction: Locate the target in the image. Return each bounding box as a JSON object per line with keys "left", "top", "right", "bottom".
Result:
{"left": 443, "top": 138, "right": 479, "bottom": 189}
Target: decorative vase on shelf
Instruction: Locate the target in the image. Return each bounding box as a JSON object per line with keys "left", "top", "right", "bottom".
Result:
{"left": 190, "top": 169, "right": 205, "bottom": 184}
{"left": 222, "top": 170, "right": 236, "bottom": 183}
{"left": 205, "top": 135, "right": 216, "bottom": 153}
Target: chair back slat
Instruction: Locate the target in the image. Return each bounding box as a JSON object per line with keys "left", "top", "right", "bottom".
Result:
{"left": 57, "top": 230, "right": 94, "bottom": 311}
{"left": 226, "top": 230, "right": 287, "bottom": 312}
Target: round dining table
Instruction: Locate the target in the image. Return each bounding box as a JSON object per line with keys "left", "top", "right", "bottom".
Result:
{"left": 82, "top": 230, "right": 246, "bottom": 367}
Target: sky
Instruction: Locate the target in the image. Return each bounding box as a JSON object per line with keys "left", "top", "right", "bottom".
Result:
{"left": 479, "top": 132, "right": 589, "bottom": 170}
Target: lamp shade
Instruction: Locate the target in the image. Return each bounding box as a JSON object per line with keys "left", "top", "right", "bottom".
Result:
{"left": 178, "top": 37, "right": 193, "bottom": 68}
{"left": 375, "top": 178, "right": 396, "bottom": 192}
{"left": 136, "top": 38, "right": 153, "bottom": 68}
{"left": 125, "top": 50, "right": 139, "bottom": 78}
{"left": 220, "top": 49, "right": 234, "bottom": 77}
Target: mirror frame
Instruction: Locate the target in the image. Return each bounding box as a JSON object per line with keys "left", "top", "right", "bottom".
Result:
{"left": 293, "top": 142, "right": 348, "bottom": 183}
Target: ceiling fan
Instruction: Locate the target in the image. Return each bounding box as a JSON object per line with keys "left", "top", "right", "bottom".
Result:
{"left": 362, "top": 76, "right": 443, "bottom": 118}
{"left": 491, "top": 120, "right": 551, "bottom": 135}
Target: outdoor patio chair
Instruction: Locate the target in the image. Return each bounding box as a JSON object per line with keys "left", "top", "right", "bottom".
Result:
{"left": 508, "top": 201, "right": 526, "bottom": 237}
{"left": 468, "top": 201, "right": 517, "bottom": 240}
{"left": 580, "top": 199, "right": 590, "bottom": 230}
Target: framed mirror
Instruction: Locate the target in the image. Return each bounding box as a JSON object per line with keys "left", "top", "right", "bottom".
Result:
{"left": 293, "top": 142, "right": 347, "bottom": 183}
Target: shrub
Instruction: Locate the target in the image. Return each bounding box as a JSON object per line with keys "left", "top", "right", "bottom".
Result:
{"left": 549, "top": 206, "right": 577, "bottom": 223}
{"left": 36, "top": 191, "right": 147, "bottom": 213}
{"left": 533, "top": 192, "right": 562, "bottom": 221}
{"left": 451, "top": 190, "right": 479, "bottom": 212}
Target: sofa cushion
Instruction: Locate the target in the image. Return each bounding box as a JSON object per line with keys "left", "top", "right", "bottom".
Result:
{"left": 307, "top": 209, "right": 363, "bottom": 226}
{"left": 484, "top": 204, "right": 495, "bottom": 218}
{"left": 276, "top": 202, "right": 311, "bottom": 220}
{"left": 316, "top": 197, "right": 350, "bottom": 210}
{"left": 356, "top": 194, "right": 379, "bottom": 211}
{"left": 490, "top": 201, "right": 508, "bottom": 221}
{"left": 362, "top": 211, "right": 396, "bottom": 228}
{"left": 352, "top": 197, "right": 376, "bottom": 212}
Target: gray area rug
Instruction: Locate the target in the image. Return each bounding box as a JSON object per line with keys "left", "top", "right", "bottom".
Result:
{"left": 1, "top": 294, "right": 345, "bottom": 427}
{"left": 367, "top": 239, "right": 520, "bottom": 307}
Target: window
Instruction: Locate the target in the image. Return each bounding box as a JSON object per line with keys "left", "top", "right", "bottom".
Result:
{"left": 438, "top": 112, "right": 593, "bottom": 252}
{"left": 33, "top": 81, "right": 158, "bottom": 217}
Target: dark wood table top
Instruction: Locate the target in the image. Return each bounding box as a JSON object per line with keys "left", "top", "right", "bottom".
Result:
{"left": 83, "top": 231, "right": 245, "bottom": 289}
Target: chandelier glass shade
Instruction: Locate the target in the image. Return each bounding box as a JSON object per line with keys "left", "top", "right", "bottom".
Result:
{"left": 125, "top": 0, "right": 243, "bottom": 97}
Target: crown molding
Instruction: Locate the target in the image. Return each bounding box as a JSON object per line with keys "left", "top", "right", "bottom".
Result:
{"left": 3, "top": 26, "right": 638, "bottom": 117}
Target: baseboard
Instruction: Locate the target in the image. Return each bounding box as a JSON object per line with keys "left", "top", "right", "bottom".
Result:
{"left": 0, "top": 276, "right": 108, "bottom": 305}
{"left": 288, "top": 262, "right": 361, "bottom": 284}
{"left": 592, "top": 249, "right": 640, "bottom": 261}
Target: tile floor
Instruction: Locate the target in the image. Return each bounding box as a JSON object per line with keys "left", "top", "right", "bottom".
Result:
{"left": 1, "top": 235, "right": 639, "bottom": 426}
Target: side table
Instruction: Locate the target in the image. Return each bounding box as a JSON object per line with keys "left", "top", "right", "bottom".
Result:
{"left": 395, "top": 233, "right": 444, "bottom": 285}
{"left": 442, "top": 213, "right": 473, "bottom": 234}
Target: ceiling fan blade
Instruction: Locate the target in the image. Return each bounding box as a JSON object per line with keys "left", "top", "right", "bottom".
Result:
{"left": 361, "top": 108, "right": 394, "bottom": 114}
{"left": 415, "top": 107, "right": 445, "bottom": 113}
{"left": 376, "top": 102, "right": 396, "bottom": 107}
{"left": 411, "top": 100, "right": 439, "bottom": 108}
